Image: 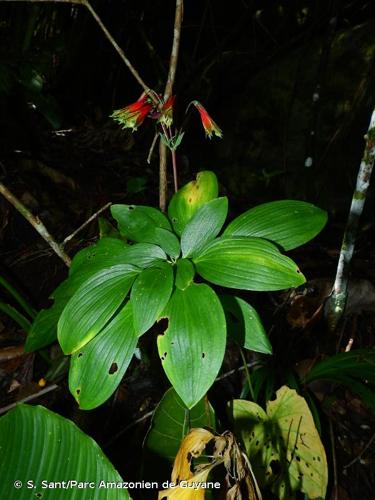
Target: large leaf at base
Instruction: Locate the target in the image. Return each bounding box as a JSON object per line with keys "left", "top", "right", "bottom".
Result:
{"left": 69, "top": 302, "right": 137, "bottom": 410}
{"left": 157, "top": 283, "right": 226, "bottom": 409}
{"left": 131, "top": 262, "right": 174, "bottom": 336}
{"left": 220, "top": 295, "right": 272, "bottom": 354}
{"left": 232, "top": 386, "right": 328, "bottom": 499}
{"left": 224, "top": 200, "right": 328, "bottom": 250}
{"left": 0, "top": 405, "right": 129, "bottom": 500}
{"left": 194, "top": 237, "right": 305, "bottom": 291}
{"left": 168, "top": 171, "right": 219, "bottom": 236}
{"left": 181, "top": 197, "right": 228, "bottom": 258}
{"left": 58, "top": 265, "right": 139, "bottom": 354}
{"left": 144, "top": 388, "right": 216, "bottom": 461}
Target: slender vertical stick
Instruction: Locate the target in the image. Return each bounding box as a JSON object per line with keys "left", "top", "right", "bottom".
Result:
{"left": 159, "top": 0, "right": 184, "bottom": 211}
{"left": 0, "top": 182, "right": 71, "bottom": 267}
{"left": 325, "top": 108, "right": 375, "bottom": 331}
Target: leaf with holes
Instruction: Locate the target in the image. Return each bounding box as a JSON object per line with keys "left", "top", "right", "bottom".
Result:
{"left": 58, "top": 265, "right": 139, "bottom": 355}
{"left": 69, "top": 302, "right": 137, "bottom": 409}
{"left": 231, "top": 386, "right": 328, "bottom": 499}
{"left": 220, "top": 295, "right": 272, "bottom": 354}
{"left": 157, "top": 283, "right": 226, "bottom": 409}
{"left": 168, "top": 171, "right": 219, "bottom": 236}
{"left": 70, "top": 237, "right": 128, "bottom": 275}
{"left": 194, "top": 237, "right": 305, "bottom": 291}
{"left": 0, "top": 404, "right": 129, "bottom": 499}
{"left": 224, "top": 200, "right": 327, "bottom": 250}
{"left": 145, "top": 387, "right": 216, "bottom": 462}
{"left": 131, "top": 262, "right": 174, "bottom": 336}
{"left": 181, "top": 197, "right": 228, "bottom": 258}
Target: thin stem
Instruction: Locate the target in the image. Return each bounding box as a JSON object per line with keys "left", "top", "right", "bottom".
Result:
{"left": 0, "top": 384, "right": 59, "bottom": 416}
{"left": 0, "top": 182, "right": 71, "bottom": 267}
{"left": 239, "top": 347, "right": 255, "bottom": 401}
{"left": 62, "top": 202, "right": 111, "bottom": 246}
{"left": 325, "top": 107, "right": 375, "bottom": 331}
{"left": 171, "top": 148, "right": 178, "bottom": 192}
{"left": 159, "top": 0, "right": 184, "bottom": 210}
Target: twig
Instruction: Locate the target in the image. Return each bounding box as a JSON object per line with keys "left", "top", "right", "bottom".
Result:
{"left": 62, "top": 202, "right": 111, "bottom": 246}
{"left": 0, "top": 384, "right": 59, "bottom": 415}
{"left": 325, "top": 108, "right": 375, "bottom": 331}
{"left": 159, "top": 0, "right": 184, "bottom": 211}
{"left": 0, "top": 182, "right": 71, "bottom": 267}
{"left": 344, "top": 432, "right": 375, "bottom": 469}
{"left": 104, "top": 410, "right": 154, "bottom": 448}
{"left": 344, "top": 337, "right": 354, "bottom": 352}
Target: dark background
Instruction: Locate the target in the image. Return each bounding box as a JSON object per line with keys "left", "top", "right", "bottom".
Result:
{"left": 0, "top": 1, "right": 375, "bottom": 498}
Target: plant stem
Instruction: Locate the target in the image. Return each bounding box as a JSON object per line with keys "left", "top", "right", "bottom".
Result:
{"left": 325, "top": 108, "right": 375, "bottom": 331}
{"left": 239, "top": 347, "right": 256, "bottom": 401}
{"left": 0, "top": 182, "right": 71, "bottom": 267}
{"left": 159, "top": 0, "right": 184, "bottom": 211}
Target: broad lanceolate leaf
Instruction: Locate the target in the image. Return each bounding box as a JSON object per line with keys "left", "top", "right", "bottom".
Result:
{"left": 220, "top": 295, "right": 272, "bottom": 354}
{"left": 224, "top": 200, "right": 328, "bottom": 251}
{"left": 145, "top": 388, "right": 216, "bottom": 461}
{"left": 69, "top": 302, "right": 137, "bottom": 410}
{"left": 131, "top": 262, "right": 174, "bottom": 336}
{"left": 0, "top": 405, "right": 129, "bottom": 500}
{"left": 157, "top": 283, "right": 226, "bottom": 409}
{"left": 111, "top": 204, "right": 171, "bottom": 241}
{"left": 58, "top": 265, "right": 139, "bottom": 354}
{"left": 175, "top": 259, "right": 195, "bottom": 290}
{"left": 181, "top": 197, "right": 228, "bottom": 258}
{"left": 168, "top": 171, "right": 219, "bottom": 236}
{"left": 232, "top": 386, "right": 328, "bottom": 499}
{"left": 194, "top": 237, "right": 305, "bottom": 291}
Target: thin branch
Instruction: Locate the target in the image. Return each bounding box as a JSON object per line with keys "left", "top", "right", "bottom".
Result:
{"left": 159, "top": 0, "right": 184, "bottom": 211}
{"left": 0, "top": 384, "right": 59, "bottom": 415}
{"left": 62, "top": 201, "right": 111, "bottom": 246}
{"left": 325, "top": 108, "right": 375, "bottom": 331}
{"left": 0, "top": 182, "right": 71, "bottom": 267}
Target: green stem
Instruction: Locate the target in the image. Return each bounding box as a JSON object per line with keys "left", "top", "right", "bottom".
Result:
{"left": 0, "top": 301, "right": 31, "bottom": 332}
{"left": 0, "top": 276, "right": 37, "bottom": 319}
{"left": 239, "top": 347, "right": 255, "bottom": 401}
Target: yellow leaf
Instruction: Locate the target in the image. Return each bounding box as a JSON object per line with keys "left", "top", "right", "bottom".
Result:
{"left": 172, "top": 428, "right": 214, "bottom": 482}
{"left": 159, "top": 466, "right": 214, "bottom": 500}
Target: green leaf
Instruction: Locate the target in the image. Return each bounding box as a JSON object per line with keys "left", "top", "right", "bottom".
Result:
{"left": 181, "top": 197, "right": 228, "bottom": 258}
{"left": 232, "top": 386, "right": 328, "bottom": 499}
{"left": 145, "top": 388, "right": 216, "bottom": 461}
{"left": 111, "top": 204, "right": 171, "bottom": 242}
{"left": 194, "top": 237, "right": 306, "bottom": 291}
{"left": 220, "top": 295, "right": 272, "bottom": 354}
{"left": 305, "top": 349, "right": 375, "bottom": 385}
{"left": 25, "top": 301, "right": 65, "bottom": 352}
{"left": 168, "top": 171, "right": 219, "bottom": 235}
{"left": 157, "top": 283, "right": 226, "bottom": 409}
{"left": 153, "top": 228, "right": 181, "bottom": 259}
{"left": 131, "top": 262, "right": 174, "bottom": 336}
{"left": 69, "top": 302, "right": 137, "bottom": 410}
{"left": 58, "top": 265, "right": 139, "bottom": 354}
{"left": 70, "top": 237, "right": 128, "bottom": 276}
{"left": 224, "top": 200, "right": 328, "bottom": 250}
{"left": 175, "top": 259, "right": 195, "bottom": 290}
{"left": 0, "top": 405, "right": 129, "bottom": 500}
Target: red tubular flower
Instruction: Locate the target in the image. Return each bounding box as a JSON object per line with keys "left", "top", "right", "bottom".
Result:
{"left": 191, "top": 100, "right": 223, "bottom": 139}
{"left": 111, "top": 93, "right": 154, "bottom": 131}
{"left": 158, "top": 95, "right": 175, "bottom": 127}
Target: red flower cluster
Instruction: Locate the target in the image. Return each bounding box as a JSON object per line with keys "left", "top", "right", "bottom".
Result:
{"left": 111, "top": 93, "right": 222, "bottom": 141}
